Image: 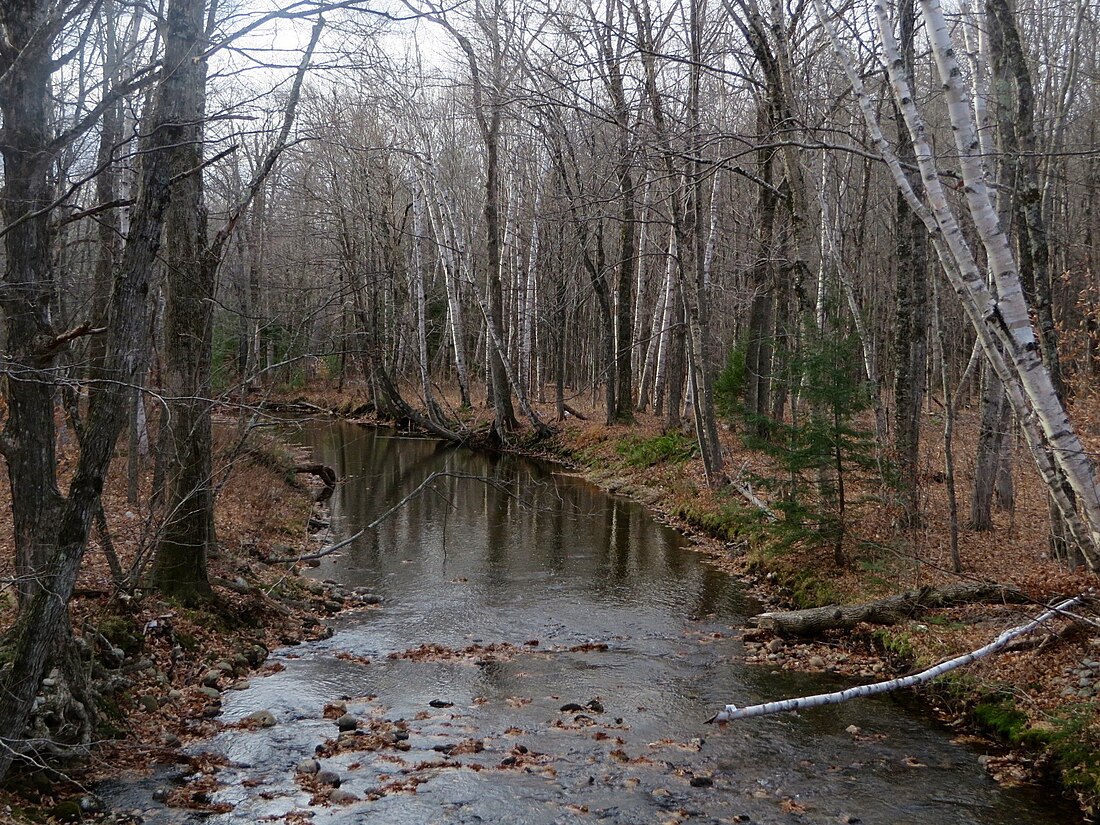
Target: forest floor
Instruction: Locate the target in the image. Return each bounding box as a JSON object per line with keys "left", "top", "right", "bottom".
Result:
{"left": 1, "top": 381, "right": 1099, "bottom": 821}
{"left": 0, "top": 423, "right": 364, "bottom": 822}
{"left": 287, "top": 379, "right": 1100, "bottom": 816}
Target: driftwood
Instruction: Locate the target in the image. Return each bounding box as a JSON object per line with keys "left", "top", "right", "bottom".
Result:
{"left": 266, "top": 529, "right": 365, "bottom": 564}
{"left": 730, "top": 480, "right": 777, "bottom": 521}
{"left": 710, "top": 594, "right": 1085, "bottom": 723}
{"left": 295, "top": 463, "right": 337, "bottom": 502}
{"left": 562, "top": 403, "right": 588, "bottom": 421}
{"left": 750, "top": 582, "right": 1027, "bottom": 637}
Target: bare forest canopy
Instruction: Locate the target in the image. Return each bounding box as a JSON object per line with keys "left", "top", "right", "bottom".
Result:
{"left": 2, "top": 0, "right": 1100, "bottom": 786}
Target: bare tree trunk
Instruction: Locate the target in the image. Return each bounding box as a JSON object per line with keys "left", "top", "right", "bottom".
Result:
{"left": 426, "top": 173, "right": 472, "bottom": 407}
{"left": 652, "top": 228, "right": 677, "bottom": 416}
{"left": 1, "top": 0, "right": 64, "bottom": 608}
{"left": 439, "top": 16, "right": 519, "bottom": 435}
{"left": 410, "top": 171, "right": 442, "bottom": 421}
{"left": 666, "top": 291, "right": 686, "bottom": 429}
{"left": 677, "top": 0, "right": 725, "bottom": 483}
{"left": 0, "top": 0, "right": 194, "bottom": 773}
{"left": 601, "top": 0, "right": 637, "bottom": 423}
{"left": 153, "top": 13, "right": 321, "bottom": 601}
{"left": 820, "top": 0, "right": 1100, "bottom": 566}
{"left": 931, "top": 276, "right": 962, "bottom": 571}
{"left": 971, "top": 363, "right": 1007, "bottom": 531}
{"left": 520, "top": 170, "right": 542, "bottom": 397}
{"left": 892, "top": 0, "right": 929, "bottom": 529}
{"left": 151, "top": 0, "right": 216, "bottom": 605}
{"left": 986, "top": 0, "right": 1078, "bottom": 565}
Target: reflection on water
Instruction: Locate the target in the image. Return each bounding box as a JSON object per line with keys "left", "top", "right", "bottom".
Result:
{"left": 99, "top": 422, "right": 1082, "bottom": 824}
{"left": 313, "top": 426, "right": 753, "bottom": 634}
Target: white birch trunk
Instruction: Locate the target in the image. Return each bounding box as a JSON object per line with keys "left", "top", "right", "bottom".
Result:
{"left": 521, "top": 173, "right": 543, "bottom": 396}
{"left": 632, "top": 174, "right": 652, "bottom": 386}
{"left": 410, "top": 169, "right": 438, "bottom": 419}
{"left": 814, "top": 151, "right": 831, "bottom": 332}
{"left": 636, "top": 259, "right": 665, "bottom": 411}
{"left": 502, "top": 172, "right": 519, "bottom": 364}
{"left": 917, "top": 0, "right": 1100, "bottom": 560}
{"left": 959, "top": 0, "right": 996, "bottom": 196}
{"left": 709, "top": 595, "right": 1084, "bottom": 723}
{"left": 652, "top": 227, "right": 678, "bottom": 411}
{"left": 703, "top": 170, "right": 720, "bottom": 290}
{"left": 813, "top": 0, "right": 1100, "bottom": 568}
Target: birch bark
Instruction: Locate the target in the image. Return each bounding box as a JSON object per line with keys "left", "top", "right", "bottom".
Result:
{"left": 812, "top": 0, "right": 1100, "bottom": 567}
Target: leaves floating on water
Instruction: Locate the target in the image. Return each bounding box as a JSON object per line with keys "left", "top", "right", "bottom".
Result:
{"left": 333, "top": 651, "right": 371, "bottom": 666}
{"left": 569, "top": 642, "right": 610, "bottom": 653}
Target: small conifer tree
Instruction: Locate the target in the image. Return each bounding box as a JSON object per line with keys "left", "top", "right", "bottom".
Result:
{"left": 736, "top": 322, "right": 879, "bottom": 564}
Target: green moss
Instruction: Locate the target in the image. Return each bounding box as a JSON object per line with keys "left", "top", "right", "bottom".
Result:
{"left": 925, "top": 680, "right": 1100, "bottom": 813}
{"left": 968, "top": 694, "right": 1100, "bottom": 811}
{"left": 672, "top": 500, "right": 756, "bottom": 544}
{"left": 175, "top": 631, "right": 198, "bottom": 652}
{"left": 970, "top": 696, "right": 1046, "bottom": 746}
{"left": 784, "top": 571, "right": 840, "bottom": 609}
{"left": 1045, "top": 704, "right": 1100, "bottom": 811}
{"left": 571, "top": 443, "right": 608, "bottom": 469}
{"left": 95, "top": 616, "right": 143, "bottom": 657}
{"left": 615, "top": 433, "right": 696, "bottom": 468}
{"left": 871, "top": 628, "right": 916, "bottom": 666}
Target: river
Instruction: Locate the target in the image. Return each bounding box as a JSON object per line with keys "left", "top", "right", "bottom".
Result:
{"left": 101, "top": 420, "right": 1081, "bottom": 823}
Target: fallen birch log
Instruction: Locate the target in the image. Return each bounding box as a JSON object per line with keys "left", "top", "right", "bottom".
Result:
{"left": 708, "top": 594, "right": 1085, "bottom": 724}
{"left": 750, "top": 583, "right": 1026, "bottom": 637}
{"left": 730, "top": 480, "right": 777, "bottom": 522}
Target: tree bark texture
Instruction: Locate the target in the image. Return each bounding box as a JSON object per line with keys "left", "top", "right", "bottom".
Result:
{"left": 892, "top": 0, "right": 929, "bottom": 529}
{"left": 151, "top": 0, "right": 216, "bottom": 604}
{"left": 751, "top": 583, "right": 1026, "bottom": 637}
{"left": 0, "top": 0, "right": 200, "bottom": 771}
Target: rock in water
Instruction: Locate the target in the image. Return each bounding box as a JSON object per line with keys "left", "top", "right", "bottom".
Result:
{"left": 335, "top": 713, "right": 358, "bottom": 731}
{"left": 245, "top": 710, "right": 276, "bottom": 728}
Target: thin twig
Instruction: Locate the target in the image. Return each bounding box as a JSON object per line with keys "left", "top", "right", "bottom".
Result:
{"left": 267, "top": 529, "right": 365, "bottom": 564}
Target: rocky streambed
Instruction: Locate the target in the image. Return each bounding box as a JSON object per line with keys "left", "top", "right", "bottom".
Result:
{"left": 98, "top": 422, "right": 1083, "bottom": 823}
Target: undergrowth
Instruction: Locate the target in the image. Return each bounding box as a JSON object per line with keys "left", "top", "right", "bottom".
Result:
{"left": 616, "top": 432, "right": 696, "bottom": 468}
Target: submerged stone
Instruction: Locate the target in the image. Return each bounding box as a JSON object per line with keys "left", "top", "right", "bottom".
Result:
{"left": 245, "top": 709, "right": 277, "bottom": 727}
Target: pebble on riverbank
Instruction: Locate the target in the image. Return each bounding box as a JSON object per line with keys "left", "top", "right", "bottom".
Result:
{"left": 740, "top": 628, "right": 888, "bottom": 678}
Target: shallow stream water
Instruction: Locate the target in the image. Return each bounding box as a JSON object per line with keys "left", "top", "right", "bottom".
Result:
{"left": 102, "top": 421, "right": 1082, "bottom": 823}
